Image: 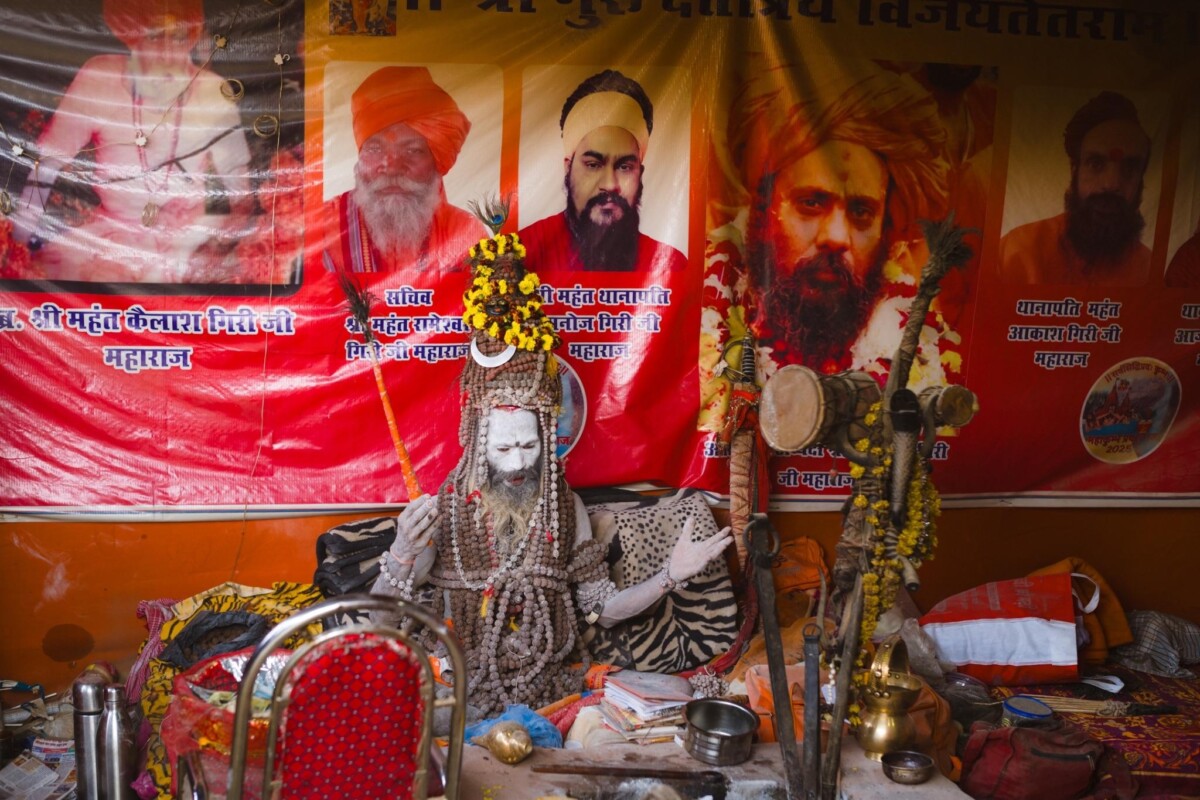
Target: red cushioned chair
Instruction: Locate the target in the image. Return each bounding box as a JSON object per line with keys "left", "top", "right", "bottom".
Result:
{"left": 176, "top": 594, "right": 466, "bottom": 800}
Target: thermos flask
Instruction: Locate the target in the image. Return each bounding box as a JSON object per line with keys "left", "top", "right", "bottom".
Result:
{"left": 71, "top": 669, "right": 109, "bottom": 800}
{"left": 97, "top": 684, "right": 136, "bottom": 800}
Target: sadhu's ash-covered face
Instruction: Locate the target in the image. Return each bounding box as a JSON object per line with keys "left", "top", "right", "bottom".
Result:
{"left": 484, "top": 407, "right": 542, "bottom": 508}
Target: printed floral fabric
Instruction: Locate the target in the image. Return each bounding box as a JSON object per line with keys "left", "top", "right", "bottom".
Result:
{"left": 993, "top": 665, "right": 1200, "bottom": 797}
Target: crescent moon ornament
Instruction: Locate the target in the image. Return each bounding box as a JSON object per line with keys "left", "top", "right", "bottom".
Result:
{"left": 470, "top": 338, "right": 517, "bottom": 367}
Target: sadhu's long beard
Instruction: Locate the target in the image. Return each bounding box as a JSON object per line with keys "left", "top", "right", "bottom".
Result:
{"left": 751, "top": 246, "right": 885, "bottom": 368}
{"left": 481, "top": 460, "right": 542, "bottom": 553}
{"left": 565, "top": 178, "right": 643, "bottom": 270}
{"left": 1063, "top": 181, "right": 1145, "bottom": 268}
{"left": 353, "top": 163, "right": 440, "bottom": 263}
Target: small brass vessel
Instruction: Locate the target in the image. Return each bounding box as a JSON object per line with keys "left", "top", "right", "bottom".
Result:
{"left": 473, "top": 720, "right": 534, "bottom": 765}
{"left": 855, "top": 636, "right": 923, "bottom": 760}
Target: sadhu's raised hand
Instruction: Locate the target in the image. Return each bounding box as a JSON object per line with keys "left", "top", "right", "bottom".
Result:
{"left": 390, "top": 493, "right": 438, "bottom": 563}
{"left": 666, "top": 516, "right": 733, "bottom": 584}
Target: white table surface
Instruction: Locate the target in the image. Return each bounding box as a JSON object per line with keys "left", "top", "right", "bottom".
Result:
{"left": 455, "top": 736, "right": 969, "bottom": 798}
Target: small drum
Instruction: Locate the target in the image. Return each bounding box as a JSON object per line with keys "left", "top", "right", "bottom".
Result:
{"left": 919, "top": 384, "right": 977, "bottom": 428}
{"left": 760, "top": 366, "right": 881, "bottom": 452}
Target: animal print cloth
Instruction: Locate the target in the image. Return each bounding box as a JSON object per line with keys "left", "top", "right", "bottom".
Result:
{"left": 582, "top": 491, "right": 739, "bottom": 673}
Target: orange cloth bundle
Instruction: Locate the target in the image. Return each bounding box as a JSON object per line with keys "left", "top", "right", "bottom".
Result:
{"left": 1029, "top": 557, "right": 1133, "bottom": 665}
{"left": 773, "top": 536, "right": 829, "bottom": 595}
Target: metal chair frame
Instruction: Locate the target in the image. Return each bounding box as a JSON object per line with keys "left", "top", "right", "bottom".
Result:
{"left": 219, "top": 593, "right": 467, "bottom": 800}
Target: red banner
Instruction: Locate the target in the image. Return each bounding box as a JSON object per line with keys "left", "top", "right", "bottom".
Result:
{"left": 0, "top": 0, "right": 1197, "bottom": 513}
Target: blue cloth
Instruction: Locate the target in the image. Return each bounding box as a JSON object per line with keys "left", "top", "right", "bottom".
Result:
{"left": 464, "top": 704, "right": 563, "bottom": 749}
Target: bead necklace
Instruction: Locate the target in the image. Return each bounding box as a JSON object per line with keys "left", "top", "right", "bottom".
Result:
{"left": 377, "top": 551, "right": 416, "bottom": 598}
{"left": 449, "top": 492, "right": 541, "bottom": 616}
{"left": 131, "top": 76, "right": 186, "bottom": 229}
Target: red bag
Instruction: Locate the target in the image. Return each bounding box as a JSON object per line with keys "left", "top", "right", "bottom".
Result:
{"left": 920, "top": 573, "right": 1089, "bottom": 685}
{"left": 960, "top": 721, "right": 1102, "bottom": 800}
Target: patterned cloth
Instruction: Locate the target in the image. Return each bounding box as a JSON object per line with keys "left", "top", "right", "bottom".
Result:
{"left": 581, "top": 491, "right": 739, "bottom": 673}
{"left": 125, "top": 598, "right": 178, "bottom": 706}
{"left": 1110, "top": 611, "right": 1200, "bottom": 679}
{"left": 993, "top": 664, "right": 1200, "bottom": 798}
{"left": 546, "top": 692, "right": 603, "bottom": 738}
{"left": 139, "top": 582, "right": 325, "bottom": 799}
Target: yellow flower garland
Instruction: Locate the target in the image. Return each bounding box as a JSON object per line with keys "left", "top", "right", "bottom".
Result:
{"left": 848, "top": 401, "right": 941, "bottom": 647}
{"left": 461, "top": 232, "right": 559, "bottom": 352}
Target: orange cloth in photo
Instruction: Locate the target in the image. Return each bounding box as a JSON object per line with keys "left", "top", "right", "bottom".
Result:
{"left": 728, "top": 617, "right": 837, "bottom": 683}
{"left": 1029, "top": 557, "right": 1134, "bottom": 665}
{"left": 350, "top": 66, "right": 470, "bottom": 175}
{"left": 773, "top": 536, "right": 828, "bottom": 595}
{"left": 103, "top": 0, "right": 205, "bottom": 49}
{"left": 1166, "top": 234, "right": 1200, "bottom": 287}
{"left": 745, "top": 662, "right": 820, "bottom": 744}
{"left": 998, "top": 214, "right": 1151, "bottom": 286}
{"left": 518, "top": 212, "right": 687, "bottom": 277}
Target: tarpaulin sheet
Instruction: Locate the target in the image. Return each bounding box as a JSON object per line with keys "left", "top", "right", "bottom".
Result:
{"left": 0, "top": 0, "right": 1197, "bottom": 513}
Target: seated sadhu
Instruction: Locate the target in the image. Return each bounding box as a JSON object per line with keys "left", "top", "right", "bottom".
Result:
{"left": 369, "top": 212, "right": 731, "bottom": 715}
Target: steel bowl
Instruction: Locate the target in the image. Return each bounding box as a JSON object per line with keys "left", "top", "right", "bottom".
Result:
{"left": 683, "top": 698, "right": 758, "bottom": 766}
{"left": 881, "top": 750, "right": 936, "bottom": 785}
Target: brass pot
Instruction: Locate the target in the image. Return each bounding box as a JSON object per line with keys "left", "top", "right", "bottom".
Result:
{"left": 855, "top": 636, "right": 922, "bottom": 760}
{"left": 856, "top": 673, "right": 922, "bottom": 760}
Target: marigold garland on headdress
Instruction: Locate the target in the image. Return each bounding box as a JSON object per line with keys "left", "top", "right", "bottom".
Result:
{"left": 462, "top": 196, "right": 561, "bottom": 353}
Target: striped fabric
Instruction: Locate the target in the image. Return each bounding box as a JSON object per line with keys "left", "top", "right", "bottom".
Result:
{"left": 581, "top": 491, "right": 739, "bottom": 673}
{"left": 1110, "top": 610, "right": 1200, "bottom": 678}
{"left": 125, "top": 598, "right": 178, "bottom": 706}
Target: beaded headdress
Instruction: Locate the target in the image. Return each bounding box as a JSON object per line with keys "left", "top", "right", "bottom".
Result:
{"left": 428, "top": 201, "right": 607, "bottom": 714}
{"left": 455, "top": 198, "right": 564, "bottom": 495}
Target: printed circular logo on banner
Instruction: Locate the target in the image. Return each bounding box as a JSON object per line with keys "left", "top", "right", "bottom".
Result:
{"left": 554, "top": 355, "right": 587, "bottom": 459}
{"left": 1080, "top": 357, "right": 1181, "bottom": 464}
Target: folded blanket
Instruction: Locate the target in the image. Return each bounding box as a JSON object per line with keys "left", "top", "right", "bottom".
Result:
{"left": 1110, "top": 610, "right": 1200, "bottom": 678}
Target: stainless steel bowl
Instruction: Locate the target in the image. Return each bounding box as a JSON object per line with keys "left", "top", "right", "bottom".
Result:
{"left": 880, "top": 750, "right": 936, "bottom": 785}
{"left": 683, "top": 698, "right": 758, "bottom": 766}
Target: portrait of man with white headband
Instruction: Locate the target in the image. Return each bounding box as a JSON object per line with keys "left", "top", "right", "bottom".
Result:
{"left": 519, "top": 69, "right": 686, "bottom": 274}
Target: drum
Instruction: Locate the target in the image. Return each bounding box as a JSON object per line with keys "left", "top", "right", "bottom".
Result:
{"left": 919, "top": 384, "right": 977, "bottom": 428}
{"left": 760, "top": 366, "right": 881, "bottom": 452}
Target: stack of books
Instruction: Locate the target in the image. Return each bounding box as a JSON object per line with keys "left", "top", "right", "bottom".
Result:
{"left": 600, "top": 670, "right": 695, "bottom": 744}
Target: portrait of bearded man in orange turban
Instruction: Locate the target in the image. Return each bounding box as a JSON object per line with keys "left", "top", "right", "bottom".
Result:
{"left": 700, "top": 55, "right": 965, "bottom": 430}
{"left": 319, "top": 66, "right": 486, "bottom": 278}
